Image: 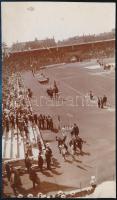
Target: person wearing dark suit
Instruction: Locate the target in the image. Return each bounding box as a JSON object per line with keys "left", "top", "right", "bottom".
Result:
{"left": 45, "top": 147, "right": 52, "bottom": 170}
{"left": 29, "top": 167, "right": 40, "bottom": 189}
{"left": 5, "top": 162, "right": 11, "bottom": 181}
{"left": 38, "top": 153, "right": 43, "bottom": 172}
{"left": 73, "top": 123, "right": 79, "bottom": 137}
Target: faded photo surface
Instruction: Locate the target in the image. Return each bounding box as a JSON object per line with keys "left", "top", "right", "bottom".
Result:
{"left": 2, "top": 2, "right": 116, "bottom": 198}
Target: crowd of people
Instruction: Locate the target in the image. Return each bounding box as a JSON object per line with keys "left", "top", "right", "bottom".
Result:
{"left": 4, "top": 156, "right": 96, "bottom": 198}
{"left": 11, "top": 38, "right": 56, "bottom": 52}
{"left": 2, "top": 72, "right": 56, "bottom": 195}
{"left": 3, "top": 83, "right": 54, "bottom": 139}
{"left": 3, "top": 33, "right": 114, "bottom": 74}
{"left": 58, "top": 30, "right": 115, "bottom": 46}
{"left": 97, "top": 95, "right": 107, "bottom": 109}
{"left": 4, "top": 141, "right": 53, "bottom": 195}
{"left": 3, "top": 182, "right": 96, "bottom": 198}
{"left": 5, "top": 186, "right": 95, "bottom": 199}
{"left": 2, "top": 42, "right": 112, "bottom": 198}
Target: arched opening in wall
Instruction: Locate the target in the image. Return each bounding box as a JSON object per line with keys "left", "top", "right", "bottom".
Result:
{"left": 70, "top": 55, "right": 80, "bottom": 63}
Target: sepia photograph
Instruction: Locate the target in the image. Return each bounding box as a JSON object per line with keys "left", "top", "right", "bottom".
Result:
{"left": 1, "top": 1, "right": 116, "bottom": 198}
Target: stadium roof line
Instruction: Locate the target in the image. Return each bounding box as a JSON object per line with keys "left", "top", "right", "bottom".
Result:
{"left": 10, "top": 38, "right": 115, "bottom": 54}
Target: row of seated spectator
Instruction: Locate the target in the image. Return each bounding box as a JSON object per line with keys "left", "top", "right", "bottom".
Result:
{"left": 57, "top": 30, "right": 115, "bottom": 46}
{"left": 10, "top": 31, "right": 115, "bottom": 52}
{"left": 11, "top": 38, "right": 56, "bottom": 52}
{"left": 3, "top": 181, "right": 96, "bottom": 198}
{"left": 3, "top": 42, "right": 115, "bottom": 72}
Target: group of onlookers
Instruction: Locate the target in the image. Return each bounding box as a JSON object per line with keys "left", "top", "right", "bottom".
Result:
{"left": 3, "top": 73, "right": 55, "bottom": 195}
{"left": 97, "top": 95, "right": 107, "bottom": 109}
{"left": 3, "top": 164, "right": 96, "bottom": 198}
{"left": 4, "top": 141, "right": 53, "bottom": 195}
{"left": 89, "top": 91, "right": 108, "bottom": 109}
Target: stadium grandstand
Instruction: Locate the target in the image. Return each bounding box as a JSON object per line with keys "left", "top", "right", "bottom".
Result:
{"left": 2, "top": 29, "right": 115, "bottom": 198}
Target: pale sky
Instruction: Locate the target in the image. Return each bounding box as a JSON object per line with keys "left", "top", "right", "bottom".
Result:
{"left": 1, "top": 2, "right": 115, "bottom": 47}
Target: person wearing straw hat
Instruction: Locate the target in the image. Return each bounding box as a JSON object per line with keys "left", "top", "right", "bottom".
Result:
{"left": 90, "top": 176, "right": 97, "bottom": 189}
{"left": 17, "top": 194, "right": 23, "bottom": 198}
{"left": 27, "top": 193, "right": 33, "bottom": 198}
{"left": 56, "top": 190, "right": 63, "bottom": 198}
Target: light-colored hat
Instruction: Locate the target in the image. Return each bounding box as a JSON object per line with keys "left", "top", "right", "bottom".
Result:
{"left": 42, "top": 194, "right": 47, "bottom": 198}
{"left": 27, "top": 193, "right": 33, "bottom": 198}
{"left": 37, "top": 192, "right": 43, "bottom": 198}
{"left": 91, "top": 176, "right": 96, "bottom": 180}
{"left": 57, "top": 190, "right": 63, "bottom": 195}
{"left": 61, "top": 194, "right": 66, "bottom": 198}
{"left": 70, "top": 191, "right": 75, "bottom": 196}
{"left": 17, "top": 194, "right": 23, "bottom": 198}
{"left": 46, "top": 143, "right": 50, "bottom": 147}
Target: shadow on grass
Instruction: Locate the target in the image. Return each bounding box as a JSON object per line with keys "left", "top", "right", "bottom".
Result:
{"left": 52, "top": 157, "right": 61, "bottom": 168}
{"left": 51, "top": 168, "right": 62, "bottom": 176}
{"left": 41, "top": 170, "right": 53, "bottom": 177}
{"left": 77, "top": 165, "right": 88, "bottom": 171}
{"left": 81, "top": 151, "right": 91, "bottom": 156}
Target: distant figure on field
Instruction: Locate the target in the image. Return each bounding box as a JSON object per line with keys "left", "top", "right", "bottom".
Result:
{"left": 89, "top": 91, "right": 93, "bottom": 100}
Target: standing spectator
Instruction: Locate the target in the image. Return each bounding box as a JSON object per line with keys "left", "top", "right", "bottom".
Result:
{"left": 50, "top": 118, "right": 53, "bottom": 130}
{"left": 89, "top": 91, "right": 93, "bottom": 100}
{"left": 34, "top": 114, "right": 38, "bottom": 125}
{"left": 10, "top": 167, "right": 17, "bottom": 195}
{"left": 100, "top": 97, "right": 104, "bottom": 108}
{"left": 25, "top": 154, "right": 32, "bottom": 173}
{"left": 37, "top": 140, "right": 42, "bottom": 152}
{"left": 44, "top": 116, "right": 47, "bottom": 129}
{"left": 38, "top": 153, "right": 44, "bottom": 172}
{"left": 24, "top": 123, "right": 29, "bottom": 138}
{"left": 46, "top": 116, "right": 49, "bottom": 130}
{"left": 27, "top": 145, "right": 33, "bottom": 156}
{"left": 61, "top": 126, "right": 66, "bottom": 136}
{"left": 41, "top": 115, "right": 45, "bottom": 129}
{"left": 61, "top": 144, "right": 67, "bottom": 161}
{"left": 29, "top": 167, "right": 40, "bottom": 189}
{"left": 24, "top": 115, "right": 28, "bottom": 125}
{"left": 13, "top": 169, "right": 22, "bottom": 190}
{"left": 5, "top": 162, "right": 11, "bottom": 182}
{"left": 45, "top": 146, "right": 52, "bottom": 170}
{"left": 10, "top": 114, "right": 15, "bottom": 129}
{"left": 56, "top": 136, "right": 63, "bottom": 154}
{"left": 73, "top": 123, "right": 79, "bottom": 137}
{"left": 70, "top": 144, "right": 75, "bottom": 160}
{"left": 47, "top": 115, "right": 51, "bottom": 130}
{"left": 90, "top": 176, "right": 97, "bottom": 189}
{"left": 97, "top": 97, "right": 101, "bottom": 108}
{"left": 103, "top": 95, "right": 107, "bottom": 107}
{"left": 10, "top": 167, "right": 22, "bottom": 195}
{"left": 5, "top": 116, "right": 9, "bottom": 132}
{"left": 38, "top": 114, "right": 42, "bottom": 129}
